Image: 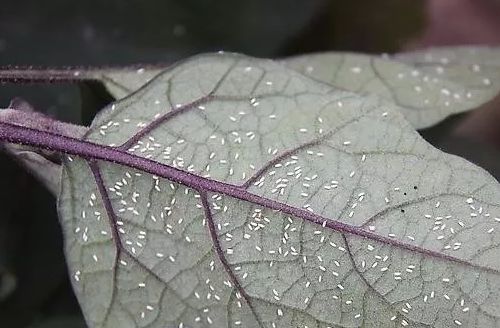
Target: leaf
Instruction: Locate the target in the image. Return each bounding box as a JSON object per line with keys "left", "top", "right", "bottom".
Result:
{"left": 284, "top": 51, "right": 500, "bottom": 129}
{"left": 0, "top": 99, "right": 59, "bottom": 195}
{"left": 2, "top": 142, "right": 61, "bottom": 195}
{"left": 1, "top": 53, "right": 500, "bottom": 328}
{"left": 87, "top": 49, "right": 500, "bottom": 129}
{"left": 0, "top": 99, "right": 88, "bottom": 195}
{"left": 395, "top": 46, "right": 500, "bottom": 102}
{"left": 88, "top": 67, "right": 165, "bottom": 100}
{"left": 0, "top": 268, "right": 17, "bottom": 301}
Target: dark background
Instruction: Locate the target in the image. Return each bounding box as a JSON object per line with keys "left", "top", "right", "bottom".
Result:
{"left": 1, "top": 0, "right": 499, "bottom": 327}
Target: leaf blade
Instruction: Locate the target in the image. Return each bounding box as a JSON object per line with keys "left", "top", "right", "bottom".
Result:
{"left": 2, "top": 53, "right": 500, "bottom": 327}
{"left": 284, "top": 50, "right": 500, "bottom": 129}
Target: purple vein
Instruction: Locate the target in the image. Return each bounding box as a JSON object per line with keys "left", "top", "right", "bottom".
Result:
{"left": 342, "top": 234, "right": 417, "bottom": 327}
{"left": 1, "top": 121, "right": 499, "bottom": 275}
{"left": 200, "top": 192, "right": 264, "bottom": 327}
{"left": 88, "top": 160, "right": 121, "bottom": 323}
{"left": 242, "top": 138, "right": 326, "bottom": 189}
{"left": 240, "top": 111, "right": 363, "bottom": 189}
{"left": 116, "top": 92, "right": 282, "bottom": 151}
{"left": 89, "top": 159, "right": 191, "bottom": 308}
{"left": 117, "top": 60, "right": 238, "bottom": 150}
{"left": 89, "top": 160, "right": 123, "bottom": 251}
{"left": 241, "top": 96, "right": 374, "bottom": 189}
{"left": 118, "top": 94, "right": 214, "bottom": 150}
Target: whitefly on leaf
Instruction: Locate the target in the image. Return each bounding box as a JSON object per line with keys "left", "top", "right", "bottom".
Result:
{"left": 16, "top": 53, "right": 498, "bottom": 327}
{"left": 283, "top": 50, "right": 500, "bottom": 129}
{"left": 395, "top": 46, "right": 500, "bottom": 104}
{"left": 89, "top": 49, "right": 500, "bottom": 131}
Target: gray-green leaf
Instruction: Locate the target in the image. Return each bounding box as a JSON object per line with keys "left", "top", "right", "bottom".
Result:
{"left": 90, "top": 49, "right": 500, "bottom": 130}
{"left": 54, "top": 53, "right": 500, "bottom": 328}
{"left": 284, "top": 51, "right": 500, "bottom": 129}
{"left": 395, "top": 46, "right": 500, "bottom": 104}
{"left": 0, "top": 99, "right": 88, "bottom": 195}
{"left": 88, "top": 67, "right": 165, "bottom": 100}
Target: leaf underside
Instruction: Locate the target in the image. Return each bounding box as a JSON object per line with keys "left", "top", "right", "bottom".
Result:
{"left": 54, "top": 53, "right": 500, "bottom": 328}
{"left": 89, "top": 47, "right": 500, "bottom": 130}
{"left": 395, "top": 46, "right": 500, "bottom": 106}
{"left": 284, "top": 50, "right": 500, "bottom": 129}
{"left": 89, "top": 68, "right": 165, "bottom": 100}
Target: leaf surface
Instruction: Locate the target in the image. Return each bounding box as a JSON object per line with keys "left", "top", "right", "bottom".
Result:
{"left": 0, "top": 100, "right": 88, "bottom": 195}
{"left": 88, "top": 67, "right": 165, "bottom": 100}
{"left": 90, "top": 49, "right": 500, "bottom": 130}
{"left": 396, "top": 46, "right": 500, "bottom": 71}
{"left": 284, "top": 51, "right": 500, "bottom": 129}
{"left": 395, "top": 46, "right": 500, "bottom": 104}
{"left": 3, "top": 53, "right": 500, "bottom": 328}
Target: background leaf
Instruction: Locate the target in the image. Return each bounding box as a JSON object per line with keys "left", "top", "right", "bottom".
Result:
{"left": 395, "top": 46, "right": 500, "bottom": 101}
{"left": 284, "top": 50, "right": 500, "bottom": 129}
{"left": 45, "top": 54, "right": 500, "bottom": 327}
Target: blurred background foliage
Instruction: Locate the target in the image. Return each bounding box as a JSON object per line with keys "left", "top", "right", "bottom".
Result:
{"left": 0, "top": 0, "right": 499, "bottom": 327}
